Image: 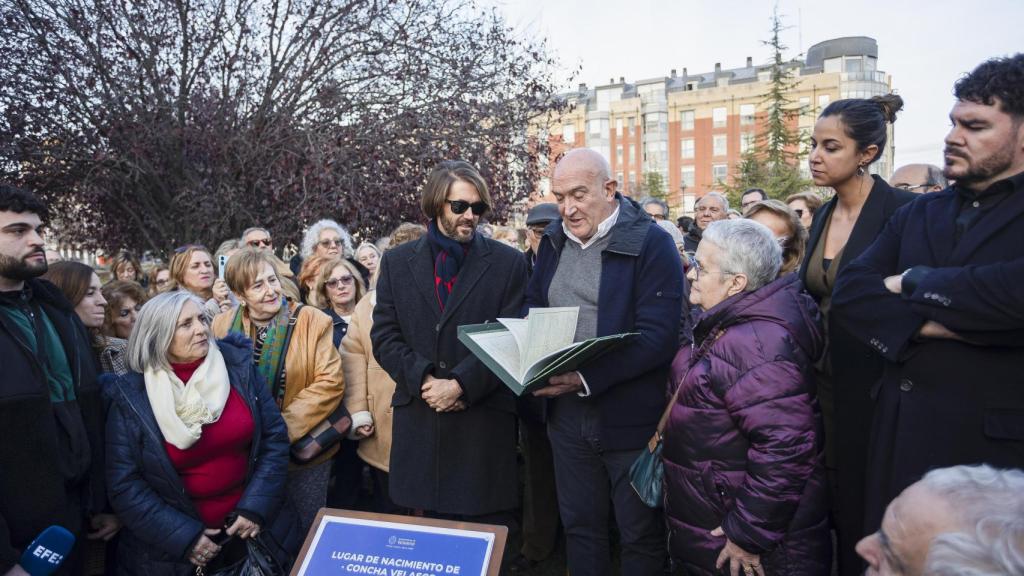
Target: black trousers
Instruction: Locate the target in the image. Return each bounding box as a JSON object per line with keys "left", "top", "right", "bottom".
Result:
{"left": 548, "top": 396, "right": 665, "bottom": 576}
{"left": 519, "top": 418, "right": 561, "bottom": 562}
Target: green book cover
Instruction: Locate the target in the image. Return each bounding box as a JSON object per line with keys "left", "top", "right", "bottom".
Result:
{"left": 457, "top": 307, "right": 638, "bottom": 396}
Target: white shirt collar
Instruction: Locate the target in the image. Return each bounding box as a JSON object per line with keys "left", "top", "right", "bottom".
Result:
{"left": 563, "top": 205, "right": 620, "bottom": 250}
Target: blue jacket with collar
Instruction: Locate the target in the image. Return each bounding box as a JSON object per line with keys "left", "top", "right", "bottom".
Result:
{"left": 525, "top": 194, "right": 686, "bottom": 450}
{"left": 102, "top": 332, "right": 301, "bottom": 574}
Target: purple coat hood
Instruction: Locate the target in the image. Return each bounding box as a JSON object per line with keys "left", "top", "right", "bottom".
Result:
{"left": 662, "top": 273, "right": 831, "bottom": 574}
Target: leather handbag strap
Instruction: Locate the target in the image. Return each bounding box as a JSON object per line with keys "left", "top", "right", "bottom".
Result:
{"left": 271, "top": 304, "right": 303, "bottom": 401}
{"left": 654, "top": 328, "right": 727, "bottom": 439}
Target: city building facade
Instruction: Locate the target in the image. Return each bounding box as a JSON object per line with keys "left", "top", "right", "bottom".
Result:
{"left": 534, "top": 37, "right": 894, "bottom": 216}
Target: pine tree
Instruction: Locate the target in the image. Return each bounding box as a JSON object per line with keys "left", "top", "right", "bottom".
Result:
{"left": 725, "top": 7, "right": 811, "bottom": 206}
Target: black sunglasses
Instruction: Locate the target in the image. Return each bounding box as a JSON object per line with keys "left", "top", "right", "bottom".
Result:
{"left": 446, "top": 200, "right": 488, "bottom": 216}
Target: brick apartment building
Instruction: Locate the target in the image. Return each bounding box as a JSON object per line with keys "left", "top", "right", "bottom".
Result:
{"left": 532, "top": 36, "right": 894, "bottom": 217}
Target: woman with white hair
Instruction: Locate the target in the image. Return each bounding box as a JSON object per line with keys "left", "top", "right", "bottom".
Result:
{"left": 103, "top": 291, "right": 302, "bottom": 573}
{"left": 662, "top": 219, "right": 831, "bottom": 575}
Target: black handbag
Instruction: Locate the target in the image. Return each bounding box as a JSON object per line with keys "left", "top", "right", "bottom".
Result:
{"left": 197, "top": 533, "right": 286, "bottom": 576}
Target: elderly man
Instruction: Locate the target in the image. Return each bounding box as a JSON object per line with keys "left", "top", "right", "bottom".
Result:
{"left": 856, "top": 465, "right": 1024, "bottom": 576}
{"left": 525, "top": 148, "right": 685, "bottom": 575}
{"left": 683, "top": 191, "right": 729, "bottom": 256}
{"left": 240, "top": 226, "right": 274, "bottom": 251}
{"left": 639, "top": 197, "right": 669, "bottom": 221}
{"left": 833, "top": 53, "right": 1024, "bottom": 538}
{"left": 889, "top": 163, "right": 948, "bottom": 193}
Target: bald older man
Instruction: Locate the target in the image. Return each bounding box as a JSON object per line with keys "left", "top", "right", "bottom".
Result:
{"left": 890, "top": 163, "right": 948, "bottom": 193}
{"left": 525, "top": 148, "right": 685, "bottom": 575}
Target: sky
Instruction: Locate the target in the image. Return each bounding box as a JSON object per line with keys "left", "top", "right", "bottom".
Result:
{"left": 483, "top": 0, "right": 1023, "bottom": 168}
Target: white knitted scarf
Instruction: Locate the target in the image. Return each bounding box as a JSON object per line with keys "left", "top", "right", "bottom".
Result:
{"left": 145, "top": 344, "right": 231, "bottom": 450}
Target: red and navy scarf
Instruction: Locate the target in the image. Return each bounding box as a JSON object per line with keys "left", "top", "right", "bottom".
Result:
{"left": 427, "top": 221, "right": 470, "bottom": 311}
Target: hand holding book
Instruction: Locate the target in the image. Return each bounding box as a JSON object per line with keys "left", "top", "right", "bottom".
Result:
{"left": 532, "top": 371, "right": 584, "bottom": 398}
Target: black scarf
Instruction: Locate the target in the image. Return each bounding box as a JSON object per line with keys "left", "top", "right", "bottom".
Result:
{"left": 427, "top": 221, "right": 470, "bottom": 311}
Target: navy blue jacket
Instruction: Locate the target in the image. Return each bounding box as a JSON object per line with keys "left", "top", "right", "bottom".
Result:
{"left": 103, "top": 333, "right": 301, "bottom": 574}
{"left": 832, "top": 171, "right": 1024, "bottom": 533}
{"left": 525, "top": 194, "right": 686, "bottom": 450}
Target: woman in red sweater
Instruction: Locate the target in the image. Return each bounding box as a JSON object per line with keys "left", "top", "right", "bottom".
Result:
{"left": 104, "top": 291, "right": 302, "bottom": 574}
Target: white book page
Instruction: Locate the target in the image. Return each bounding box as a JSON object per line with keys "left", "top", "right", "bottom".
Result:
{"left": 523, "top": 307, "right": 579, "bottom": 368}
{"left": 496, "top": 318, "right": 529, "bottom": 369}
{"left": 467, "top": 330, "right": 524, "bottom": 382}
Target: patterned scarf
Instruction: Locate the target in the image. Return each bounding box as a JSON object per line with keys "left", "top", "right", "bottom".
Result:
{"left": 427, "top": 221, "right": 470, "bottom": 311}
{"left": 229, "top": 296, "right": 291, "bottom": 399}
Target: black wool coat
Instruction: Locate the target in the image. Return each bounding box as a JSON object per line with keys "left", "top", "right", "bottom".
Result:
{"left": 371, "top": 233, "right": 527, "bottom": 516}
{"left": 832, "top": 171, "right": 1024, "bottom": 535}
{"left": 799, "top": 176, "right": 915, "bottom": 574}
{"left": 0, "top": 279, "right": 105, "bottom": 574}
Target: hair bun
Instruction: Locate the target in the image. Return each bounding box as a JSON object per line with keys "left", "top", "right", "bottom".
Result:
{"left": 871, "top": 94, "right": 904, "bottom": 123}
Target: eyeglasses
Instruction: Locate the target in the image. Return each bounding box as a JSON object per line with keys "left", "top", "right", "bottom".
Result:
{"left": 895, "top": 183, "right": 934, "bottom": 192}
{"left": 446, "top": 200, "right": 489, "bottom": 216}
{"left": 173, "top": 244, "right": 207, "bottom": 254}
{"left": 325, "top": 275, "right": 355, "bottom": 289}
{"left": 318, "top": 239, "right": 343, "bottom": 248}
{"left": 247, "top": 238, "right": 272, "bottom": 247}
{"left": 688, "top": 255, "right": 735, "bottom": 281}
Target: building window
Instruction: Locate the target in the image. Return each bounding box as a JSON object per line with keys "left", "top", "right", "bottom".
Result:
{"left": 628, "top": 172, "right": 637, "bottom": 191}
{"left": 627, "top": 117, "right": 635, "bottom": 135}
{"left": 680, "top": 166, "right": 695, "bottom": 188}
{"left": 799, "top": 97, "right": 811, "bottom": 115}
{"left": 740, "top": 132, "right": 755, "bottom": 154}
{"left": 679, "top": 110, "right": 695, "bottom": 131}
{"left": 740, "top": 104, "right": 755, "bottom": 126}
{"left": 712, "top": 107, "right": 727, "bottom": 128}
{"left": 845, "top": 56, "right": 863, "bottom": 73}
{"left": 616, "top": 172, "right": 624, "bottom": 185}
{"left": 681, "top": 138, "right": 694, "bottom": 159}
{"left": 616, "top": 145, "right": 623, "bottom": 164}
{"left": 818, "top": 94, "right": 830, "bottom": 110}
{"left": 713, "top": 134, "right": 728, "bottom": 156}
{"left": 712, "top": 163, "right": 728, "bottom": 183}
{"left": 616, "top": 118, "right": 623, "bottom": 132}
{"left": 562, "top": 124, "right": 575, "bottom": 141}
{"left": 589, "top": 118, "right": 608, "bottom": 138}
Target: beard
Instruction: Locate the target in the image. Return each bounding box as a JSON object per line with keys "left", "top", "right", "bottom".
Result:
{"left": 944, "top": 139, "right": 1017, "bottom": 187}
{"left": 0, "top": 249, "right": 48, "bottom": 282}
{"left": 440, "top": 213, "right": 476, "bottom": 243}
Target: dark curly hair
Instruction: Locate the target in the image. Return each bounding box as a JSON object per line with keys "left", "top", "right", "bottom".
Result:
{"left": 954, "top": 53, "right": 1024, "bottom": 118}
{"left": 0, "top": 184, "right": 48, "bottom": 220}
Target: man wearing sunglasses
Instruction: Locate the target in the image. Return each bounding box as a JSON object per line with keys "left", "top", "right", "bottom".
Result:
{"left": 524, "top": 148, "right": 685, "bottom": 576}
{"left": 371, "top": 160, "right": 528, "bottom": 568}
{"left": 240, "top": 227, "right": 274, "bottom": 252}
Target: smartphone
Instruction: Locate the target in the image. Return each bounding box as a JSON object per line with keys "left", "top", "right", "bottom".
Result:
{"left": 218, "top": 255, "right": 228, "bottom": 280}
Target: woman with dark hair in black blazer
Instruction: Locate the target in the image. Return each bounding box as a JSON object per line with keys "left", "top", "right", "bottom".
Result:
{"left": 800, "top": 94, "right": 917, "bottom": 575}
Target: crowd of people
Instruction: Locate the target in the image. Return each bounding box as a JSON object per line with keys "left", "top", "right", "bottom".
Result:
{"left": 0, "top": 53, "right": 1021, "bottom": 576}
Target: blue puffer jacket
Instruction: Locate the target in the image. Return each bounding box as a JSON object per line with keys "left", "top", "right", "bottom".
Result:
{"left": 103, "top": 333, "right": 303, "bottom": 575}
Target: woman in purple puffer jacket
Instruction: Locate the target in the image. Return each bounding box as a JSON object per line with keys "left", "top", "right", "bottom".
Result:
{"left": 664, "top": 219, "right": 831, "bottom": 575}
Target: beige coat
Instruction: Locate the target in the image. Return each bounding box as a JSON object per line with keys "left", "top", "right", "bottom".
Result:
{"left": 340, "top": 291, "right": 395, "bottom": 472}
{"left": 212, "top": 301, "right": 345, "bottom": 466}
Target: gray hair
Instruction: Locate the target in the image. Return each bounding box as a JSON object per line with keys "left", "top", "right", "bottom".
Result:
{"left": 640, "top": 197, "right": 669, "bottom": 218}
{"left": 697, "top": 191, "right": 730, "bottom": 212}
{"left": 300, "top": 219, "right": 354, "bottom": 259}
{"left": 126, "top": 291, "right": 215, "bottom": 374}
{"left": 927, "top": 164, "right": 950, "bottom": 189}
{"left": 700, "top": 219, "right": 782, "bottom": 291}
{"left": 240, "top": 227, "right": 271, "bottom": 243}
{"left": 922, "top": 465, "right": 1024, "bottom": 575}
{"left": 354, "top": 241, "right": 381, "bottom": 259}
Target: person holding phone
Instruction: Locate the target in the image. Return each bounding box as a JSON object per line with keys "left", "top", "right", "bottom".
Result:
{"left": 104, "top": 291, "right": 302, "bottom": 572}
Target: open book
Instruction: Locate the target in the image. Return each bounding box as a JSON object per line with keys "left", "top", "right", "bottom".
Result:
{"left": 457, "top": 306, "right": 638, "bottom": 396}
